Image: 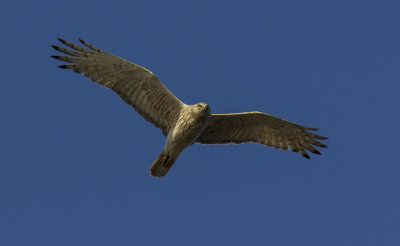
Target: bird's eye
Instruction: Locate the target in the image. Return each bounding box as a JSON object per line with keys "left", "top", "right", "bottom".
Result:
{"left": 197, "top": 104, "right": 202, "bottom": 109}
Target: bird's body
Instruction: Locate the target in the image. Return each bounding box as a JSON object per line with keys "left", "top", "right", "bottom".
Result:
{"left": 52, "top": 38, "right": 328, "bottom": 177}
{"left": 150, "top": 103, "right": 211, "bottom": 176}
{"left": 166, "top": 103, "right": 211, "bottom": 155}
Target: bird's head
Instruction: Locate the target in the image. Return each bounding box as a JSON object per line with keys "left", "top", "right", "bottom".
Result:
{"left": 195, "top": 102, "right": 210, "bottom": 114}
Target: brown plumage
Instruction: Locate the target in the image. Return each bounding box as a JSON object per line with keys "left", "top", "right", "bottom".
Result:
{"left": 52, "top": 38, "right": 328, "bottom": 177}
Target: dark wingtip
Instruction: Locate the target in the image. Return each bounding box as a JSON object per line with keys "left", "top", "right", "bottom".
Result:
{"left": 51, "top": 55, "right": 60, "bottom": 59}
{"left": 51, "top": 45, "right": 60, "bottom": 51}
{"left": 303, "top": 153, "right": 310, "bottom": 159}
{"left": 57, "top": 37, "right": 67, "bottom": 44}
{"left": 320, "top": 143, "right": 328, "bottom": 148}
{"left": 78, "top": 38, "right": 85, "bottom": 44}
{"left": 58, "top": 65, "right": 68, "bottom": 69}
{"left": 313, "top": 149, "right": 321, "bottom": 155}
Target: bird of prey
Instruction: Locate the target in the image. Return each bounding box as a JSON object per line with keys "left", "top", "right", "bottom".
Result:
{"left": 51, "top": 38, "right": 328, "bottom": 177}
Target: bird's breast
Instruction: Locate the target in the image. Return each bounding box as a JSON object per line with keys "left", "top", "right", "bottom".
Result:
{"left": 164, "top": 113, "right": 208, "bottom": 154}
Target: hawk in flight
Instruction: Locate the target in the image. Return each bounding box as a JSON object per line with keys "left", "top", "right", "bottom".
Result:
{"left": 52, "top": 38, "right": 328, "bottom": 177}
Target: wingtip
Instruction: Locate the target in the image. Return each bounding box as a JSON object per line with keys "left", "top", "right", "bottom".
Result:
{"left": 313, "top": 149, "right": 321, "bottom": 155}
{"left": 51, "top": 45, "right": 63, "bottom": 52}
{"left": 319, "top": 143, "right": 328, "bottom": 148}
{"left": 78, "top": 38, "right": 90, "bottom": 47}
{"left": 57, "top": 37, "right": 67, "bottom": 44}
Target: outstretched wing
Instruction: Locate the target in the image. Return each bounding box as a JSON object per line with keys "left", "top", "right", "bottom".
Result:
{"left": 51, "top": 38, "right": 185, "bottom": 134}
{"left": 196, "top": 112, "right": 328, "bottom": 159}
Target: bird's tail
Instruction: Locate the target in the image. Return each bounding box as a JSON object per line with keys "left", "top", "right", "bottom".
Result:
{"left": 149, "top": 151, "right": 176, "bottom": 178}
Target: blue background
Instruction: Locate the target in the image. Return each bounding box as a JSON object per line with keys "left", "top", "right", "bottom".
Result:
{"left": 1, "top": 0, "right": 399, "bottom": 245}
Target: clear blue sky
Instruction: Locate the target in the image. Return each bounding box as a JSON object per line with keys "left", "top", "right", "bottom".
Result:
{"left": 1, "top": 0, "right": 399, "bottom": 245}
